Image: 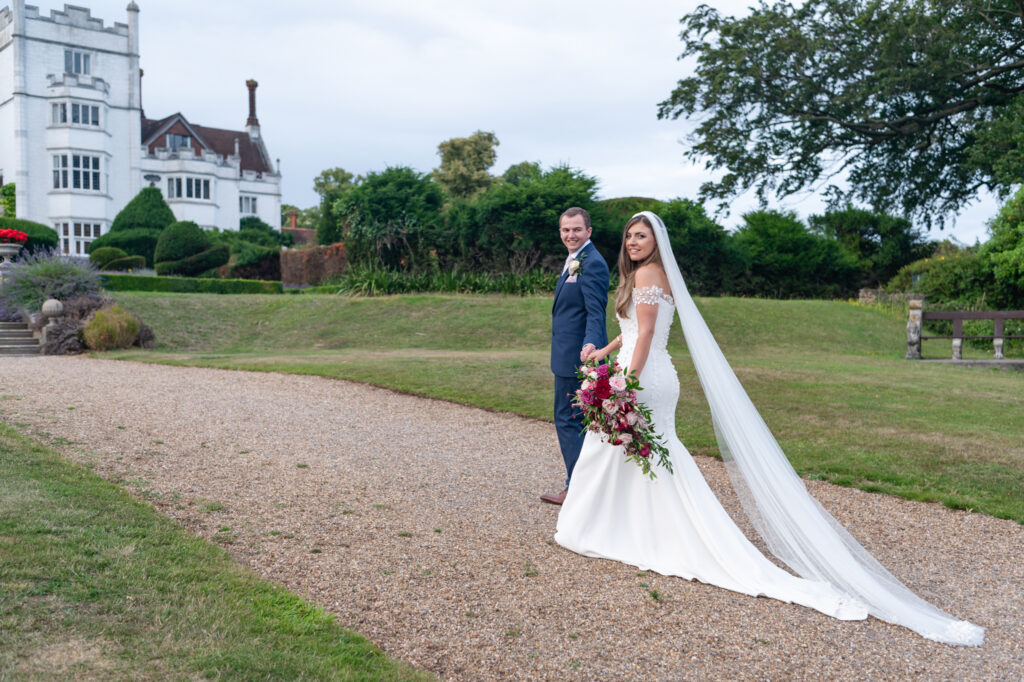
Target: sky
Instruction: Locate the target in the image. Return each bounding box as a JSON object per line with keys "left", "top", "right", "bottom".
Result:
{"left": 47, "top": 0, "right": 1000, "bottom": 243}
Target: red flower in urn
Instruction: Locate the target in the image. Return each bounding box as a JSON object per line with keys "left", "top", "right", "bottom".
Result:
{"left": 0, "top": 229, "right": 28, "bottom": 244}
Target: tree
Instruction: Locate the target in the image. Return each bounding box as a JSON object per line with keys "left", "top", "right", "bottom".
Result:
{"left": 0, "top": 183, "right": 15, "bottom": 217}
{"left": 979, "top": 185, "right": 1024, "bottom": 308}
{"left": 336, "top": 166, "right": 444, "bottom": 270}
{"left": 462, "top": 164, "right": 600, "bottom": 272}
{"left": 89, "top": 187, "right": 175, "bottom": 265}
{"left": 809, "top": 207, "right": 932, "bottom": 287}
{"left": 312, "top": 167, "right": 360, "bottom": 245}
{"left": 434, "top": 130, "right": 499, "bottom": 198}
{"left": 658, "top": 1, "right": 1024, "bottom": 226}
{"left": 733, "top": 210, "right": 860, "bottom": 298}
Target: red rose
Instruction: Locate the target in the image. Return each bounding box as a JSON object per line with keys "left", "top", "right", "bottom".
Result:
{"left": 593, "top": 378, "right": 612, "bottom": 400}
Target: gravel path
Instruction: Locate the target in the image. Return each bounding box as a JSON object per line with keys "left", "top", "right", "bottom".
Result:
{"left": 2, "top": 356, "right": 1021, "bottom": 680}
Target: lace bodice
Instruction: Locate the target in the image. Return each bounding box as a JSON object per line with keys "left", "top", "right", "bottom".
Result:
{"left": 616, "top": 286, "right": 679, "bottom": 433}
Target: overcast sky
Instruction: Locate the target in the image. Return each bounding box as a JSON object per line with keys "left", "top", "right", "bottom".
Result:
{"left": 57, "top": 0, "right": 998, "bottom": 242}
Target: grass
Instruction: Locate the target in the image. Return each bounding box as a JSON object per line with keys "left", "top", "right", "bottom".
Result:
{"left": 0, "top": 424, "right": 429, "bottom": 680}
{"left": 107, "top": 292, "right": 1024, "bottom": 523}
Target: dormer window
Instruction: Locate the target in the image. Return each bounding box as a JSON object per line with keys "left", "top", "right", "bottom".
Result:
{"left": 64, "top": 49, "right": 91, "bottom": 76}
{"left": 167, "top": 134, "right": 191, "bottom": 152}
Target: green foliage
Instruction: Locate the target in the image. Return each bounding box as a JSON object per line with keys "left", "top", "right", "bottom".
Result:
{"left": 89, "top": 246, "right": 129, "bottom": 269}
{"left": 502, "top": 161, "right": 543, "bottom": 186}
{"left": 0, "top": 183, "right": 15, "bottom": 217}
{"left": 433, "top": 130, "right": 499, "bottom": 198}
{"left": 330, "top": 265, "right": 560, "bottom": 296}
{"left": 809, "top": 207, "right": 933, "bottom": 287}
{"left": 110, "top": 186, "right": 176, "bottom": 233}
{"left": 733, "top": 210, "right": 860, "bottom": 299}
{"left": 0, "top": 216, "right": 57, "bottom": 254}
{"left": 337, "top": 166, "right": 444, "bottom": 270}
{"left": 104, "top": 255, "right": 146, "bottom": 271}
{"left": 659, "top": 199, "right": 748, "bottom": 296}
{"left": 155, "top": 221, "right": 208, "bottom": 264}
{"left": 979, "top": 185, "right": 1024, "bottom": 308}
{"left": 658, "top": 1, "right": 1024, "bottom": 225}
{"left": 452, "top": 164, "right": 600, "bottom": 272}
{"left": 102, "top": 273, "right": 283, "bottom": 294}
{"left": 313, "top": 167, "right": 360, "bottom": 245}
{"left": 238, "top": 216, "right": 293, "bottom": 247}
{"left": 887, "top": 248, "right": 990, "bottom": 304}
{"left": 81, "top": 304, "right": 141, "bottom": 350}
{"left": 88, "top": 228, "right": 162, "bottom": 267}
{"left": 155, "top": 244, "right": 230, "bottom": 277}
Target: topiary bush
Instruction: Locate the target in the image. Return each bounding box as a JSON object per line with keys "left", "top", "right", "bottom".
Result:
{"left": 0, "top": 216, "right": 58, "bottom": 254}
{"left": 154, "top": 221, "right": 208, "bottom": 264}
{"left": 88, "top": 228, "right": 162, "bottom": 267}
{"left": 81, "top": 304, "right": 141, "bottom": 351}
{"left": 104, "top": 255, "right": 146, "bottom": 271}
{"left": 0, "top": 249, "right": 102, "bottom": 312}
{"left": 89, "top": 246, "right": 128, "bottom": 269}
{"left": 109, "top": 187, "right": 176, "bottom": 233}
{"left": 89, "top": 187, "right": 176, "bottom": 265}
{"left": 155, "top": 244, "right": 230, "bottom": 277}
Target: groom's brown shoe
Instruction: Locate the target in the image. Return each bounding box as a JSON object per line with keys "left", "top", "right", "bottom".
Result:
{"left": 540, "top": 489, "right": 568, "bottom": 505}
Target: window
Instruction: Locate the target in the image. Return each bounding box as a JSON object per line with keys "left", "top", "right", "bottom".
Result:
{"left": 52, "top": 155, "right": 100, "bottom": 191}
{"left": 52, "top": 101, "right": 100, "bottom": 127}
{"left": 240, "top": 195, "right": 258, "bottom": 215}
{"left": 64, "top": 49, "right": 91, "bottom": 76}
{"left": 167, "top": 134, "right": 191, "bottom": 152}
{"left": 167, "top": 176, "right": 210, "bottom": 200}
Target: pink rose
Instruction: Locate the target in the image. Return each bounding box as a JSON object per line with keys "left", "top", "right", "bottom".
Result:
{"left": 609, "top": 375, "right": 627, "bottom": 392}
{"left": 597, "top": 363, "right": 610, "bottom": 379}
{"left": 602, "top": 399, "right": 618, "bottom": 415}
{"left": 625, "top": 411, "right": 638, "bottom": 425}
{"left": 619, "top": 432, "right": 633, "bottom": 445}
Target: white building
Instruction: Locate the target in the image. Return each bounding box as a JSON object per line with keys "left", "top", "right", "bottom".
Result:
{"left": 0, "top": 1, "right": 281, "bottom": 256}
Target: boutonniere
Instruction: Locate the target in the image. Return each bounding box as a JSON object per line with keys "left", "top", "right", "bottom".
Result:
{"left": 567, "top": 251, "right": 587, "bottom": 281}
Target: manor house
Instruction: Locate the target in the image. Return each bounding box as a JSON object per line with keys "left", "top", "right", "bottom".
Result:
{"left": 0, "top": 1, "right": 282, "bottom": 255}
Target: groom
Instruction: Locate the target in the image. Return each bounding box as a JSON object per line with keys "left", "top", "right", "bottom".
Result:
{"left": 541, "top": 207, "right": 609, "bottom": 505}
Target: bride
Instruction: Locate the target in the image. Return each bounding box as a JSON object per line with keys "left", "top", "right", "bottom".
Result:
{"left": 554, "top": 211, "right": 984, "bottom": 646}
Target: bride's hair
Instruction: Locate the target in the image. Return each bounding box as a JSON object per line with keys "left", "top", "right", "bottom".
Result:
{"left": 614, "top": 214, "right": 663, "bottom": 317}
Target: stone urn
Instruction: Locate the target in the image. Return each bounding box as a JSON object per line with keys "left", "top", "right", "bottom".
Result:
{"left": 0, "top": 242, "right": 22, "bottom": 264}
{"left": 0, "top": 242, "right": 22, "bottom": 285}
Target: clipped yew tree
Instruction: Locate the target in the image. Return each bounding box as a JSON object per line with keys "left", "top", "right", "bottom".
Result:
{"left": 88, "top": 187, "right": 175, "bottom": 266}
{"left": 154, "top": 220, "right": 229, "bottom": 277}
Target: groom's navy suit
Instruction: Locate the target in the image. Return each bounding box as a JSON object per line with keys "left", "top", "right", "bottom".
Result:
{"left": 551, "top": 241, "right": 609, "bottom": 486}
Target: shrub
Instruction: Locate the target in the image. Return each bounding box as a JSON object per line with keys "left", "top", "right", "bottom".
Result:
{"left": 81, "top": 304, "right": 141, "bottom": 351}
{"left": 88, "top": 228, "right": 162, "bottom": 267}
{"left": 89, "top": 246, "right": 128, "bottom": 269}
{"left": 155, "top": 221, "right": 208, "bottom": 264}
{"left": 0, "top": 216, "right": 58, "bottom": 254}
{"left": 110, "top": 187, "right": 176, "bottom": 233}
{"left": 101, "top": 273, "right": 283, "bottom": 294}
{"left": 104, "top": 255, "right": 146, "bottom": 271}
{"left": 227, "top": 241, "right": 280, "bottom": 280}
{"left": 42, "top": 318, "right": 86, "bottom": 355}
{"left": 0, "top": 183, "right": 14, "bottom": 216}
{"left": 0, "top": 249, "right": 102, "bottom": 312}
{"left": 155, "top": 244, "right": 230, "bottom": 277}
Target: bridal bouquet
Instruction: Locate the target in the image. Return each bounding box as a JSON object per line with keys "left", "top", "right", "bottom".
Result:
{"left": 573, "top": 360, "right": 672, "bottom": 479}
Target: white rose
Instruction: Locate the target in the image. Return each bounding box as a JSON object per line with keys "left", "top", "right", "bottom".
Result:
{"left": 581, "top": 380, "right": 591, "bottom": 391}
{"left": 568, "top": 259, "right": 581, "bottom": 274}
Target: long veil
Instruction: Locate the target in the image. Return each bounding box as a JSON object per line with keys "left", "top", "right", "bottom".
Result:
{"left": 637, "top": 211, "right": 984, "bottom": 646}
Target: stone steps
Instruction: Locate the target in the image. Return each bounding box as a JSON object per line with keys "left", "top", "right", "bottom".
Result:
{"left": 0, "top": 320, "right": 39, "bottom": 356}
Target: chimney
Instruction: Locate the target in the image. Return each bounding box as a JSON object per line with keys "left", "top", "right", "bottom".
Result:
{"left": 246, "top": 79, "right": 259, "bottom": 126}
{"left": 289, "top": 210, "right": 297, "bottom": 229}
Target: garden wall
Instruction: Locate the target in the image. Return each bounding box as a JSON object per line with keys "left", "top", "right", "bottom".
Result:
{"left": 280, "top": 243, "right": 347, "bottom": 287}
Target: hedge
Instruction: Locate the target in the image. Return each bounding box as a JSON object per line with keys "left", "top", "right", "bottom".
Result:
{"left": 0, "top": 216, "right": 58, "bottom": 254}
{"left": 155, "top": 220, "right": 208, "bottom": 264}
{"left": 88, "top": 228, "right": 162, "bottom": 266}
{"left": 102, "top": 273, "right": 283, "bottom": 294}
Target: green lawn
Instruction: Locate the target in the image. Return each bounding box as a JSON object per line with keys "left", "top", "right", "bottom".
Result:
{"left": 0, "top": 425, "right": 429, "bottom": 680}
{"left": 108, "top": 292, "right": 1024, "bottom": 524}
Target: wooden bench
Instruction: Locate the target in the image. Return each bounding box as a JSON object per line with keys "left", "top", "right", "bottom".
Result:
{"left": 906, "top": 301, "right": 1024, "bottom": 359}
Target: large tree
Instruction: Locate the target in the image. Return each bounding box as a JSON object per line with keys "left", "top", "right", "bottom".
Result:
{"left": 658, "top": 0, "right": 1024, "bottom": 226}
{"left": 312, "top": 167, "right": 360, "bottom": 245}
{"left": 433, "top": 130, "right": 499, "bottom": 199}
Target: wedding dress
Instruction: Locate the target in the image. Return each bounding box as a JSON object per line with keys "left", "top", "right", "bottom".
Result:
{"left": 555, "top": 212, "right": 984, "bottom": 646}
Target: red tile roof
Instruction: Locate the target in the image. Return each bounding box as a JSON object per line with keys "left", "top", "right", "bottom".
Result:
{"left": 141, "top": 113, "right": 274, "bottom": 175}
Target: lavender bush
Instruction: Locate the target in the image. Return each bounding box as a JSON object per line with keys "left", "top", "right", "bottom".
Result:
{"left": 0, "top": 249, "right": 102, "bottom": 313}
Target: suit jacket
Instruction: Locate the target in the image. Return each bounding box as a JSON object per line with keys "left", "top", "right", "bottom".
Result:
{"left": 551, "top": 241, "right": 610, "bottom": 377}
